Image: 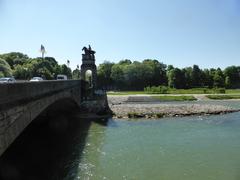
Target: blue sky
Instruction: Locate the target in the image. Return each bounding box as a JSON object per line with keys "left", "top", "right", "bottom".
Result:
{"left": 0, "top": 0, "right": 240, "bottom": 69}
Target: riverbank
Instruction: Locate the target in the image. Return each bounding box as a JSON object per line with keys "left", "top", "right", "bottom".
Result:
{"left": 108, "top": 95, "right": 240, "bottom": 119}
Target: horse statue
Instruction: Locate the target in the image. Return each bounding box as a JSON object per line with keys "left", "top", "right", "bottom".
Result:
{"left": 82, "top": 45, "right": 95, "bottom": 55}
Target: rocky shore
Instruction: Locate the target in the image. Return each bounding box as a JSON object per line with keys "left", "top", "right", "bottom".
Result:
{"left": 108, "top": 95, "right": 240, "bottom": 119}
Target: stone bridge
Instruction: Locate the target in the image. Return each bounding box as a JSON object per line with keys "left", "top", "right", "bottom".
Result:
{"left": 0, "top": 80, "right": 90, "bottom": 156}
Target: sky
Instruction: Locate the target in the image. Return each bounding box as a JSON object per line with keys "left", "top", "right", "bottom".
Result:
{"left": 0, "top": 0, "right": 240, "bottom": 69}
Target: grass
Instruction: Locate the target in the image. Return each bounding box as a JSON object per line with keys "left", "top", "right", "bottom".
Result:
{"left": 107, "top": 89, "right": 240, "bottom": 95}
{"left": 151, "top": 95, "right": 197, "bottom": 101}
{"left": 206, "top": 95, "right": 240, "bottom": 100}
{"left": 107, "top": 91, "right": 145, "bottom": 95}
{"left": 226, "top": 89, "right": 240, "bottom": 94}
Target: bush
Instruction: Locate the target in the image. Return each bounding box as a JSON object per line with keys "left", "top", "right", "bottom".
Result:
{"left": 156, "top": 113, "right": 164, "bottom": 118}
{"left": 144, "top": 85, "right": 169, "bottom": 94}
{"left": 127, "top": 112, "right": 145, "bottom": 118}
{"left": 213, "top": 88, "right": 225, "bottom": 94}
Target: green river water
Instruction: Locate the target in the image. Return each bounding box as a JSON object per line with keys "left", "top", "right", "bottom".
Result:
{"left": 0, "top": 101, "right": 240, "bottom": 180}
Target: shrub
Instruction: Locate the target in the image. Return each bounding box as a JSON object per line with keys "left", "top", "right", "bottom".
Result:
{"left": 156, "top": 113, "right": 164, "bottom": 118}
{"left": 127, "top": 112, "right": 145, "bottom": 118}
{"left": 213, "top": 88, "right": 225, "bottom": 94}
{"left": 144, "top": 85, "right": 169, "bottom": 94}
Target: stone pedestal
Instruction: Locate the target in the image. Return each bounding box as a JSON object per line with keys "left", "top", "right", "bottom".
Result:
{"left": 81, "top": 48, "right": 97, "bottom": 89}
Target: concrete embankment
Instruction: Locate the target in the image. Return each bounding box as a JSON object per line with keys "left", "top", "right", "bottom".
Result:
{"left": 107, "top": 95, "right": 240, "bottom": 119}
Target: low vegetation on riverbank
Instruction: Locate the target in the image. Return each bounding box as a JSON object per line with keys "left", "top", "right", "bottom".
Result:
{"left": 107, "top": 88, "right": 240, "bottom": 95}
{"left": 206, "top": 95, "right": 240, "bottom": 100}
{"left": 151, "top": 95, "right": 197, "bottom": 101}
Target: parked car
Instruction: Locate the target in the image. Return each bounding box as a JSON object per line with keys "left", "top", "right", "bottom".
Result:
{"left": 30, "top": 77, "right": 44, "bottom": 82}
{"left": 56, "top": 74, "right": 67, "bottom": 80}
{"left": 0, "top": 77, "right": 16, "bottom": 83}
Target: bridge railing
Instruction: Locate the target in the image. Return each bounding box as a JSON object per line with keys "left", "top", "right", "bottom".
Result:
{"left": 0, "top": 80, "right": 81, "bottom": 109}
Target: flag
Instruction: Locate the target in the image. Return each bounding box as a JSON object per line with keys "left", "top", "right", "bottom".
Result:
{"left": 40, "top": 44, "right": 45, "bottom": 53}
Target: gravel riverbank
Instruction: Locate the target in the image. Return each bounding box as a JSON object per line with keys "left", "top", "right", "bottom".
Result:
{"left": 108, "top": 95, "right": 240, "bottom": 119}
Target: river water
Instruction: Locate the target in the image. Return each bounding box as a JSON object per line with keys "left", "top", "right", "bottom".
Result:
{"left": 0, "top": 101, "right": 240, "bottom": 180}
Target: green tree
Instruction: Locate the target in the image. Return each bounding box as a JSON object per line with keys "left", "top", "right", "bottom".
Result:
{"left": 72, "top": 68, "right": 80, "bottom": 79}
{"left": 97, "top": 61, "right": 115, "bottom": 89}
{"left": 213, "top": 68, "right": 225, "bottom": 87}
{"left": 182, "top": 67, "right": 192, "bottom": 88}
{"left": 168, "top": 68, "right": 185, "bottom": 88}
{"left": 224, "top": 66, "right": 240, "bottom": 88}
{"left": 13, "top": 65, "right": 29, "bottom": 79}
{"left": 191, "top": 65, "right": 202, "bottom": 87}
{"left": 60, "top": 64, "right": 72, "bottom": 79}
{"left": 111, "top": 64, "right": 125, "bottom": 89}
{"left": 0, "top": 52, "right": 29, "bottom": 68}
{"left": 119, "top": 59, "right": 132, "bottom": 65}
{"left": 0, "top": 58, "right": 12, "bottom": 77}
{"left": 142, "top": 59, "right": 167, "bottom": 86}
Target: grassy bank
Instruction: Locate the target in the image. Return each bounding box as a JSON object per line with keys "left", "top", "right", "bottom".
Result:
{"left": 107, "top": 91, "right": 145, "bottom": 95}
{"left": 107, "top": 89, "right": 240, "bottom": 95}
{"left": 206, "top": 95, "right": 240, "bottom": 100}
{"left": 151, "top": 95, "right": 197, "bottom": 101}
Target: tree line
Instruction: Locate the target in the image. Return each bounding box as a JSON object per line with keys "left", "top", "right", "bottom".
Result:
{"left": 97, "top": 59, "right": 240, "bottom": 90}
{"left": 0, "top": 52, "right": 73, "bottom": 80}
{"left": 1, "top": 52, "right": 239, "bottom": 90}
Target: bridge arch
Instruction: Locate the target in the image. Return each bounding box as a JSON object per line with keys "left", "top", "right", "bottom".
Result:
{"left": 0, "top": 80, "right": 82, "bottom": 156}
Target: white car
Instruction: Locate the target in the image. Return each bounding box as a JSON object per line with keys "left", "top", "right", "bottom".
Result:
{"left": 56, "top": 74, "right": 67, "bottom": 80}
{"left": 0, "top": 77, "right": 16, "bottom": 83}
{"left": 30, "top": 77, "right": 44, "bottom": 82}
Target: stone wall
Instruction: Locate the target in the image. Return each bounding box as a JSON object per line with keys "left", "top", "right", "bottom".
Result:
{"left": 0, "top": 80, "right": 82, "bottom": 156}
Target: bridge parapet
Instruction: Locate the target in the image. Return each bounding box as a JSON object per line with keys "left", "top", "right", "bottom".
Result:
{"left": 0, "top": 80, "right": 81, "bottom": 109}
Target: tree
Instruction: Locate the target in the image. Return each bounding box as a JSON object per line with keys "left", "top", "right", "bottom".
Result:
{"left": 72, "top": 68, "right": 80, "bottom": 79}
{"left": 0, "top": 52, "right": 29, "bottom": 68}
{"left": 168, "top": 68, "right": 185, "bottom": 88}
{"left": 191, "top": 65, "right": 202, "bottom": 87}
{"left": 97, "top": 61, "right": 115, "bottom": 89}
{"left": 142, "top": 59, "right": 167, "bottom": 86}
{"left": 61, "top": 64, "right": 72, "bottom": 79}
{"left": 213, "top": 68, "right": 225, "bottom": 87}
{"left": 13, "top": 65, "right": 29, "bottom": 79}
{"left": 182, "top": 67, "right": 192, "bottom": 88}
{"left": 119, "top": 59, "right": 132, "bottom": 65}
{"left": 111, "top": 64, "right": 125, "bottom": 89}
{"left": 202, "top": 69, "right": 214, "bottom": 88}
{"left": 44, "top": 57, "right": 58, "bottom": 67}
{"left": 224, "top": 66, "right": 240, "bottom": 88}
{"left": 123, "top": 61, "right": 154, "bottom": 90}
{"left": 0, "top": 58, "right": 12, "bottom": 77}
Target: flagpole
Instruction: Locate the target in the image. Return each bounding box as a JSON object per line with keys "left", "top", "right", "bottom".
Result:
{"left": 40, "top": 44, "right": 46, "bottom": 60}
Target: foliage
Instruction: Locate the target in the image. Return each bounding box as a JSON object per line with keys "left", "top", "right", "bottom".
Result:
{"left": 72, "top": 68, "right": 80, "bottom": 79}
{"left": 0, "top": 58, "right": 12, "bottom": 77}
{"left": 151, "top": 95, "right": 197, "bottom": 101}
{"left": 144, "top": 86, "right": 168, "bottom": 94}
{"left": 98, "top": 59, "right": 167, "bottom": 90}
{"left": 1, "top": 51, "right": 240, "bottom": 91}
{"left": 127, "top": 112, "right": 145, "bottom": 118}
{"left": 0, "top": 52, "right": 28, "bottom": 68}
{"left": 97, "top": 61, "right": 115, "bottom": 89}
{"left": 206, "top": 95, "right": 240, "bottom": 100}
{"left": 213, "top": 88, "right": 225, "bottom": 94}
{"left": 0, "top": 52, "right": 72, "bottom": 80}
{"left": 98, "top": 61, "right": 234, "bottom": 91}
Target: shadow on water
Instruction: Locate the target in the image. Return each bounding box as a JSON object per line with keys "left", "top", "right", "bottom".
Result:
{"left": 0, "top": 106, "right": 96, "bottom": 180}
